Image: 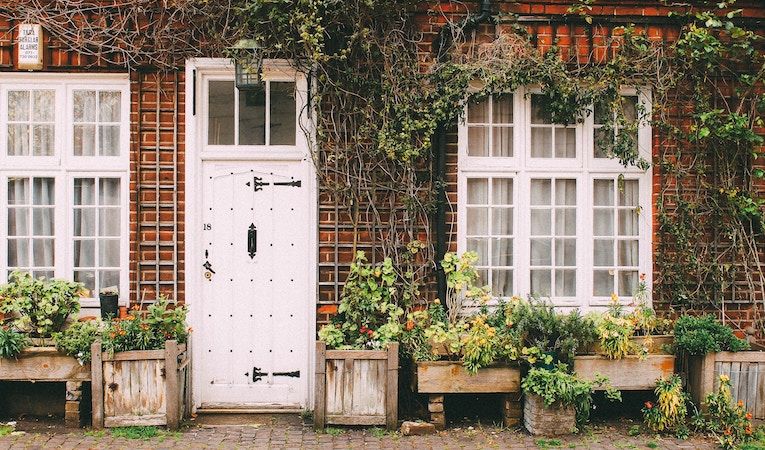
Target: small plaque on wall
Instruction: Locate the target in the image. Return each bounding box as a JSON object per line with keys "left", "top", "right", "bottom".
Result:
{"left": 18, "top": 24, "right": 43, "bottom": 70}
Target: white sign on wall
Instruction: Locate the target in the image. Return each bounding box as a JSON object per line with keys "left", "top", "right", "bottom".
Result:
{"left": 18, "top": 24, "right": 43, "bottom": 70}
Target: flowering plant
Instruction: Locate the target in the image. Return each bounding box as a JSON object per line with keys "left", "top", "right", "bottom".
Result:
{"left": 102, "top": 298, "right": 189, "bottom": 354}
{"left": 693, "top": 374, "right": 754, "bottom": 450}
{"left": 642, "top": 375, "right": 688, "bottom": 437}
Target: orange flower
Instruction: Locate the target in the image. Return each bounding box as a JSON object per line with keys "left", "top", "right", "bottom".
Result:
{"left": 746, "top": 426, "right": 753, "bottom": 435}
{"left": 644, "top": 401, "right": 653, "bottom": 409}
{"left": 746, "top": 412, "right": 753, "bottom": 420}
{"left": 738, "top": 400, "right": 744, "bottom": 407}
{"left": 405, "top": 320, "right": 415, "bottom": 331}
{"left": 124, "top": 315, "right": 135, "bottom": 321}
{"left": 119, "top": 330, "right": 126, "bottom": 336}
{"left": 108, "top": 332, "right": 116, "bottom": 339}
{"left": 724, "top": 428, "right": 732, "bottom": 436}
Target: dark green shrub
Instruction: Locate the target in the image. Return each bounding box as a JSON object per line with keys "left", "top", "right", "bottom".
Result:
{"left": 674, "top": 315, "right": 749, "bottom": 356}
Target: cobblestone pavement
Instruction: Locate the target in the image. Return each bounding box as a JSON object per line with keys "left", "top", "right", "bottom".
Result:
{"left": 0, "top": 415, "right": 718, "bottom": 449}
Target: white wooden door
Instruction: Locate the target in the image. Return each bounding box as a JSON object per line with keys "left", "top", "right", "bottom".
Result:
{"left": 199, "top": 160, "right": 310, "bottom": 408}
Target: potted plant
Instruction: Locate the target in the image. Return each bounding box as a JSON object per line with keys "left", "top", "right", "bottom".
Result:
{"left": 99, "top": 286, "right": 120, "bottom": 320}
{"left": 315, "top": 252, "right": 403, "bottom": 431}
{"left": 522, "top": 364, "right": 620, "bottom": 435}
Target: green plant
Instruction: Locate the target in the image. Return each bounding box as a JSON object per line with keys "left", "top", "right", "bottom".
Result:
{"left": 102, "top": 297, "right": 189, "bottom": 354}
{"left": 673, "top": 315, "right": 749, "bottom": 356}
{"left": 318, "top": 251, "right": 404, "bottom": 350}
{"left": 108, "top": 426, "right": 179, "bottom": 441}
{"left": 323, "top": 427, "right": 345, "bottom": 436}
{"left": 84, "top": 430, "right": 107, "bottom": 438}
{"left": 535, "top": 438, "right": 563, "bottom": 448}
{"left": 53, "top": 320, "right": 101, "bottom": 363}
{"left": 695, "top": 374, "right": 754, "bottom": 450}
{"left": 645, "top": 441, "right": 658, "bottom": 449}
{"left": 627, "top": 425, "right": 641, "bottom": 436}
{"left": 0, "top": 326, "right": 29, "bottom": 359}
{"left": 642, "top": 375, "right": 688, "bottom": 437}
{"left": 595, "top": 314, "right": 634, "bottom": 360}
{"left": 0, "top": 271, "right": 83, "bottom": 337}
{"left": 522, "top": 365, "right": 621, "bottom": 427}
{"left": 0, "top": 423, "right": 13, "bottom": 437}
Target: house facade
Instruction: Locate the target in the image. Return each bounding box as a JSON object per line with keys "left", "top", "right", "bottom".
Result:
{"left": 0, "top": 0, "right": 764, "bottom": 411}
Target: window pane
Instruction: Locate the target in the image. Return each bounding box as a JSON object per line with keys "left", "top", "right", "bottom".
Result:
{"left": 32, "top": 124, "right": 54, "bottom": 156}
{"left": 8, "top": 178, "right": 29, "bottom": 205}
{"left": 208, "top": 80, "right": 235, "bottom": 145}
{"left": 492, "top": 269, "right": 513, "bottom": 297}
{"left": 593, "top": 210, "right": 614, "bottom": 236}
{"left": 270, "top": 82, "right": 296, "bottom": 145}
{"left": 466, "top": 207, "right": 488, "bottom": 235}
{"left": 468, "top": 126, "right": 489, "bottom": 156}
{"left": 492, "top": 207, "right": 513, "bottom": 235}
{"left": 99, "top": 91, "right": 121, "bottom": 122}
{"left": 99, "top": 178, "right": 121, "bottom": 205}
{"left": 622, "top": 96, "right": 638, "bottom": 122}
{"left": 594, "top": 239, "right": 614, "bottom": 266}
{"left": 530, "top": 238, "right": 551, "bottom": 265}
{"left": 619, "top": 271, "right": 639, "bottom": 296}
{"left": 467, "top": 98, "right": 488, "bottom": 123}
{"left": 554, "top": 127, "right": 576, "bottom": 158}
{"left": 493, "top": 94, "right": 513, "bottom": 124}
{"left": 8, "top": 91, "right": 29, "bottom": 121}
{"left": 8, "top": 124, "right": 30, "bottom": 156}
{"left": 555, "top": 269, "right": 576, "bottom": 296}
{"left": 74, "top": 179, "right": 96, "bottom": 205}
{"left": 33, "top": 178, "right": 54, "bottom": 205}
{"left": 492, "top": 178, "right": 513, "bottom": 205}
{"left": 74, "top": 124, "right": 96, "bottom": 156}
{"left": 74, "top": 240, "right": 95, "bottom": 267}
{"left": 74, "top": 209, "right": 96, "bottom": 236}
{"left": 594, "top": 127, "right": 612, "bottom": 158}
{"left": 73, "top": 90, "right": 96, "bottom": 122}
{"left": 466, "top": 238, "right": 488, "bottom": 266}
{"left": 99, "top": 125, "right": 120, "bottom": 156}
{"left": 8, "top": 238, "right": 29, "bottom": 266}
{"left": 491, "top": 238, "right": 513, "bottom": 266}
{"left": 74, "top": 270, "right": 96, "bottom": 293}
{"left": 238, "top": 88, "right": 265, "bottom": 145}
{"left": 594, "top": 270, "right": 614, "bottom": 296}
{"left": 530, "top": 179, "right": 551, "bottom": 205}
{"left": 467, "top": 178, "right": 488, "bottom": 204}
{"left": 530, "top": 95, "right": 551, "bottom": 124}
{"left": 492, "top": 127, "right": 513, "bottom": 157}
{"left": 531, "top": 209, "right": 551, "bottom": 234}
{"left": 99, "top": 270, "right": 120, "bottom": 292}
{"left": 530, "top": 127, "right": 552, "bottom": 158}
{"left": 555, "top": 208, "right": 576, "bottom": 235}
{"left": 99, "top": 239, "right": 120, "bottom": 267}
{"left": 8, "top": 208, "right": 28, "bottom": 235}
{"left": 555, "top": 238, "right": 576, "bottom": 266}
{"left": 618, "top": 209, "right": 639, "bottom": 236}
{"left": 99, "top": 208, "right": 121, "bottom": 236}
{"left": 593, "top": 180, "right": 614, "bottom": 206}
{"left": 618, "top": 240, "right": 639, "bottom": 266}
{"left": 32, "top": 238, "right": 54, "bottom": 266}
{"left": 32, "top": 91, "right": 55, "bottom": 121}
{"left": 530, "top": 270, "right": 551, "bottom": 296}
{"left": 618, "top": 180, "right": 640, "bottom": 206}
{"left": 555, "top": 179, "right": 576, "bottom": 206}
{"left": 32, "top": 209, "right": 54, "bottom": 235}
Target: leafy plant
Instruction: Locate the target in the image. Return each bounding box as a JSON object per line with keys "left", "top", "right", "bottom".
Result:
{"left": 53, "top": 320, "right": 101, "bottom": 363}
{"left": 102, "top": 297, "right": 189, "bottom": 354}
{"left": 694, "top": 374, "right": 754, "bottom": 450}
{"left": 642, "top": 375, "right": 688, "bottom": 437}
{"left": 0, "top": 271, "right": 83, "bottom": 337}
{"left": 0, "top": 326, "right": 29, "bottom": 359}
{"left": 673, "top": 315, "right": 749, "bottom": 356}
{"left": 594, "top": 314, "right": 633, "bottom": 360}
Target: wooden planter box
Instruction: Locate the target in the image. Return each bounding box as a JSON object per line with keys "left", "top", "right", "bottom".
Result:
{"left": 573, "top": 354, "right": 675, "bottom": 390}
{"left": 314, "top": 341, "right": 398, "bottom": 430}
{"left": 0, "top": 346, "right": 91, "bottom": 427}
{"left": 523, "top": 393, "right": 576, "bottom": 436}
{"left": 91, "top": 340, "right": 190, "bottom": 429}
{"left": 687, "top": 351, "right": 765, "bottom": 419}
{"left": 584, "top": 335, "right": 674, "bottom": 356}
{"left": 414, "top": 361, "right": 521, "bottom": 429}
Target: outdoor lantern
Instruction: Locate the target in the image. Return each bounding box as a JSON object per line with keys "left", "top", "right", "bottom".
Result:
{"left": 232, "top": 39, "right": 263, "bottom": 91}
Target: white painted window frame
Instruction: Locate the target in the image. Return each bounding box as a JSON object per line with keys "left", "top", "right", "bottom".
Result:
{"left": 0, "top": 74, "right": 130, "bottom": 308}
{"left": 458, "top": 87, "right": 653, "bottom": 310}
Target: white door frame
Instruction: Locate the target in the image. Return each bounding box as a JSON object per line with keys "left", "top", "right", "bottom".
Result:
{"left": 185, "top": 58, "right": 317, "bottom": 411}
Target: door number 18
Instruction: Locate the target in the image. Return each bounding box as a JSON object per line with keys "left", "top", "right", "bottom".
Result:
{"left": 203, "top": 223, "right": 212, "bottom": 231}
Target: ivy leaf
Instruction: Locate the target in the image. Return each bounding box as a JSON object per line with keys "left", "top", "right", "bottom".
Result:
{"left": 753, "top": 168, "right": 765, "bottom": 179}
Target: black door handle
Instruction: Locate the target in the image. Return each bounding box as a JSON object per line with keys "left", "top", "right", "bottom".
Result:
{"left": 248, "top": 223, "right": 257, "bottom": 259}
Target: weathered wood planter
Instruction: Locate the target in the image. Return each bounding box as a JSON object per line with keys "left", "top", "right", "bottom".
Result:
{"left": 414, "top": 361, "right": 521, "bottom": 429}
{"left": 314, "top": 341, "right": 399, "bottom": 430}
{"left": 573, "top": 354, "right": 675, "bottom": 390}
{"left": 523, "top": 394, "right": 576, "bottom": 436}
{"left": 586, "top": 335, "right": 674, "bottom": 356}
{"left": 91, "top": 340, "right": 190, "bottom": 429}
{"left": 0, "top": 346, "right": 91, "bottom": 427}
{"left": 687, "top": 350, "right": 765, "bottom": 419}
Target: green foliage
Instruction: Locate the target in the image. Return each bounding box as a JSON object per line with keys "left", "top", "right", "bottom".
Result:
{"left": 102, "top": 298, "right": 189, "bottom": 354}
{"left": 109, "top": 426, "right": 179, "bottom": 441}
{"left": 642, "top": 375, "right": 688, "bottom": 437}
{"left": 522, "top": 365, "right": 620, "bottom": 427}
{"left": 673, "top": 315, "right": 749, "bottom": 356}
{"left": 0, "top": 326, "right": 29, "bottom": 359}
{"left": 0, "top": 423, "right": 13, "bottom": 437}
{"left": 53, "top": 320, "right": 101, "bottom": 363}
{"left": 0, "top": 271, "right": 83, "bottom": 337}
{"left": 694, "top": 375, "right": 755, "bottom": 450}
{"left": 318, "top": 251, "right": 404, "bottom": 349}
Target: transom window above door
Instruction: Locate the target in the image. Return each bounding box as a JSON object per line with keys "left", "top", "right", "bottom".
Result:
{"left": 0, "top": 75, "right": 129, "bottom": 306}
{"left": 207, "top": 80, "right": 297, "bottom": 146}
{"left": 459, "top": 87, "right": 652, "bottom": 309}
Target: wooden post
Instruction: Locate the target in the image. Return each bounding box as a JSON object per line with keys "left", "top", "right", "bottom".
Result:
{"left": 314, "top": 341, "right": 327, "bottom": 431}
{"left": 91, "top": 341, "right": 104, "bottom": 429}
{"left": 385, "top": 342, "right": 399, "bottom": 431}
{"left": 165, "top": 340, "right": 180, "bottom": 430}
